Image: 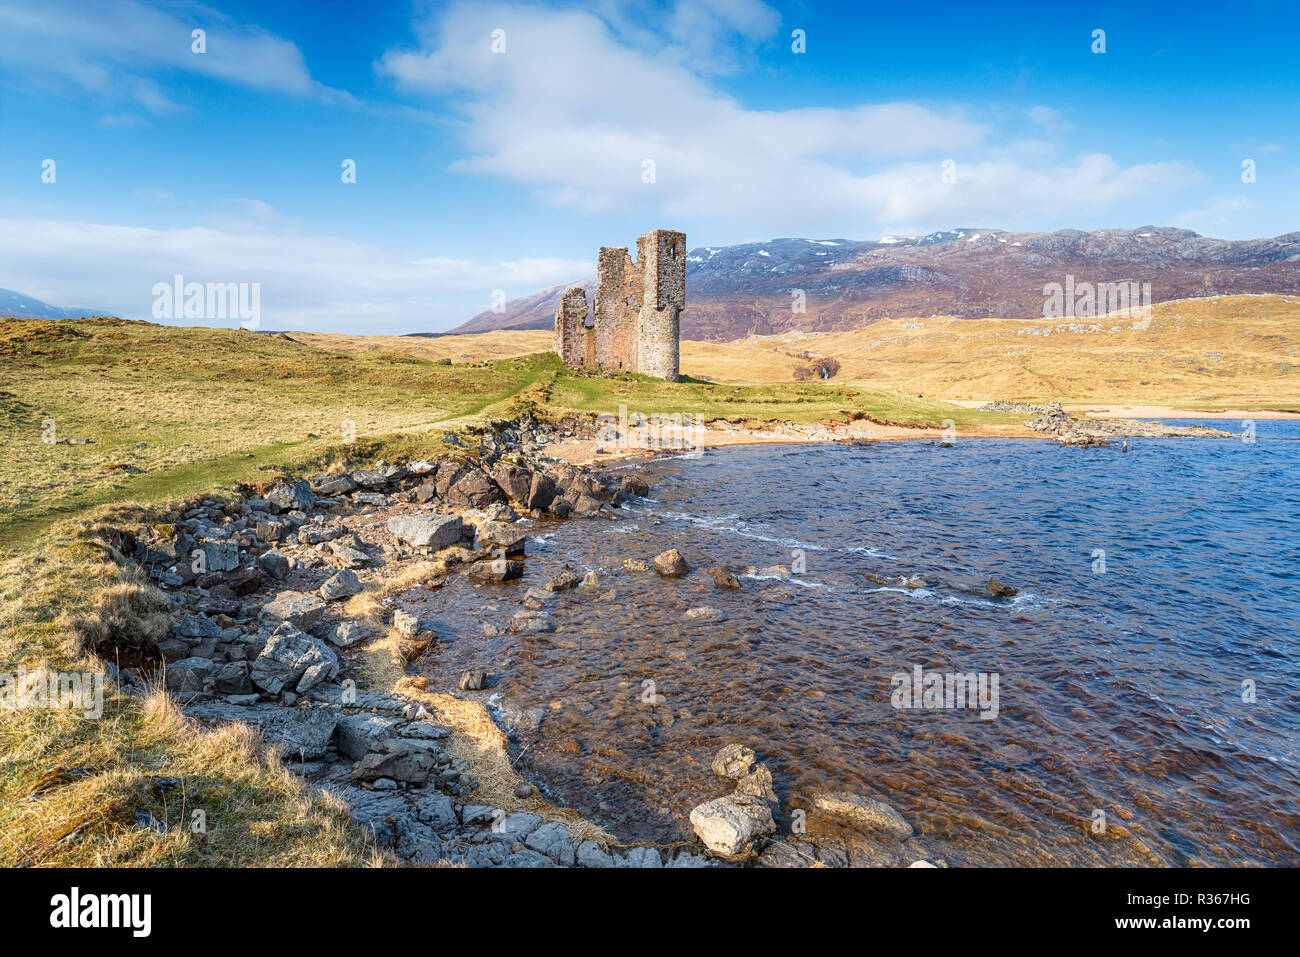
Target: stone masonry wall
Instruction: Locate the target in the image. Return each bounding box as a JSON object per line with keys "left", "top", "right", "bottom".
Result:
{"left": 554, "top": 287, "right": 590, "bottom": 369}
{"left": 555, "top": 228, "right": 683, "bottom": 381}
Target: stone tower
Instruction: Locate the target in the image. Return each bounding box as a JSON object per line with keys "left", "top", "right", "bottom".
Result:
{"left": 554, "top": 228, "right": 684, "bottom": 381}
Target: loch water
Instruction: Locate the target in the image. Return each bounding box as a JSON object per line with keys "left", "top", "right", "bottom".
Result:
{"left": 405, "top": 422, "right": 1300, "bottom": 865}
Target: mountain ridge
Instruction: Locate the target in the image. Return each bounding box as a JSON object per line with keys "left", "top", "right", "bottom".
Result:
{"left": 448, "top": 227, "right": 1300, "bottom": 341}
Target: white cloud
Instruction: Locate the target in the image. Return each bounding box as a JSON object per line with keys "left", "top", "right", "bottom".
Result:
{"left": 377, "top": 2, "right": 1204, "bottom": 238}
{"left": 0, "top": 0, "right": 351, "bottom": 108}
{"left": 0, "top": 218, "right": 590, "bottom": 334}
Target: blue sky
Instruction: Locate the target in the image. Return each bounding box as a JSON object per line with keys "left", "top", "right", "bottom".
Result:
{"left": 0, "top": 0, "right": 1296, "bottom": 333}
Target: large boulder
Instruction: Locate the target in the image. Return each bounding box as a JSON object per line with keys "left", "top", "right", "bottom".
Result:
{"left": 387, "top": 513, "right": 465, "bottom": 550}
{"left": 527, "top": 474, "right": 558, "bottom": 511}
{"left": 259, "top": 591, "right": 327, "bottom": 632}
{"left": 689, "top": 795, "right": 775, "bottom": 856}
{"left": 490, "top": 463, "right": 533, "bottom": 505}
{"left": 249, "top": 623, "right": 340, "bottom": 695}
{"left": 266, "top": 479, "right": 314, "bottom": 513}
{"left": 476, "top": 521, "right": 526, "bottom": 557}
{"left": 438, "top": 463, "right": 506, "bottom": 509}
{"left": 307, "top": 472, "right": 357, "bottom": 496}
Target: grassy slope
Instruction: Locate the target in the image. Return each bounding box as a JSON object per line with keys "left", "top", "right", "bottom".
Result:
{"left": 1, "top": 317, "right": 1016, "bottom": 553}
{"left": 298, "top": 295, "right": 1300, "bottom": 409}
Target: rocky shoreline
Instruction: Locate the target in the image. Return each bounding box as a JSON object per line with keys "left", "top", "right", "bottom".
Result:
{"left": 99, "top": 414, "right": 933, "bottom": 867}
{"left": 979, "top": 400, "right": 1233, "bottom": 446}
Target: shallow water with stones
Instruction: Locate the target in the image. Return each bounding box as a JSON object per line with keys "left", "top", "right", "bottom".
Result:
{"left": 401, "top": 422, "right": 1300, "bottom": 865}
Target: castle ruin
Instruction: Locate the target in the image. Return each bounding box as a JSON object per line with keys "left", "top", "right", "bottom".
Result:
{"left": 554, "top": 228, "right": 684, "bottom": 381}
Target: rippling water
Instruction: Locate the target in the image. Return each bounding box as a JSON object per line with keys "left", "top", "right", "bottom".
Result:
{"left": 405, "top": 422, "right": 1300, "bottom": 865}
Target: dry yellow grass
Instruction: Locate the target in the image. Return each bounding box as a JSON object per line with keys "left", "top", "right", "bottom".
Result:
{"left": 295, "top": 295, "right": 1300, "bottom": 409}
{"left": 686, "top": 295, "right": 1300, "bottom": 406}
{"left": 0, "top": 507, "right": 380, "bottom": 867}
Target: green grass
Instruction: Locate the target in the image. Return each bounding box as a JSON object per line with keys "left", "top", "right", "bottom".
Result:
{"left": 1, "top": 317, "right": 1016, "bottom": 554}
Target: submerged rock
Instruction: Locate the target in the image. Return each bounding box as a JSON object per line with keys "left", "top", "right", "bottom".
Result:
{"left": 809, "top": 790, "right": 913, "bottom": 838}
{"left": 712, "top": 743, "right": 757, "bottom": 782}
{"left": 468, "top": 557, "right": 523, "bottom": 584}
{"left": 986, "top": 577, "right": 1018, "bottom": 598}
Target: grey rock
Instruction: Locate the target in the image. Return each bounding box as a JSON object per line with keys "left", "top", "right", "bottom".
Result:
{"left": 387, "top": 514, "right": 465, "bottom": 550}
{"left": 524, "top": 821, "right": 576, "bottom": 865}
{"left": 308, "top": 472, "right": 358, "bottom": 496}
{"left": 256, "top": 520, "right": 288, "bottom": 543}
{"left": 264, "top": 706, "right": 338, "bottom": 760}
{"left": 177, "top": 615, "right": 222, "bottom": 639}
{"left": 200, "top": 541, "right": 240, "bottom": 573}
{"left": 684, "top": 605, "right": 726, "bottom": 622}
{"left": 508, "top": 611, "right": 557, "bottom": 633}
{"left": 618, "top": 847, "right": 663, "bottom": 868}
{"left": 267, "top": 479, "right": 314, "bottom": 513}
{"left": 689, "top": 794, "right": 776, "bottom": 856}
{"left": 319, "top": 568, "right": 361, "bottom": 602}
{"left": 350, "top": 741, "right": 438, "bottom": 785}
{"left": 257, "top": 548, "right": 290, "bottom": 580}
{"left": 712, "top": 743, "right": 757, "bottom": 781}
{"left": 328, "top": 541, "right": 370, "bottom": 568}
{"left": 298, "top": 524, "right": 342, "bottom": 545}
{"left": 392, "top": 609, "right": 420, "bottom": 638}
{"left": 576, "top": 840, "right": 615, "bottom": 868}
{"left": 259, "top": 591, "right": 327, "bottom": 631}
{"left": 165, "top": 656, "right": 214, "bottom": 692}
{"left": 476, "top": 521, "right": 526, "bottom": 557}
{"left": 467, "top": 558, "right": 523, "bottom": 584}
{"left": 248, "top": 622, "right": 339, "bottom": 695}
{"left": 212, "top": 660, "right": 252, "bottom": 695}
{"left": 334, "top": 712, "right": 399, "bottom": 760}
{"left": 324, "top": 620, "right": 372, "bottom": 647}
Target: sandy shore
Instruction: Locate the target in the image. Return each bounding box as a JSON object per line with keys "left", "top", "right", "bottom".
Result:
{"left": 548, "top": 418, "right": 1029, "bottom": 466}
{"left": 947, "top": 399, "right": 1300, "bottom": 419}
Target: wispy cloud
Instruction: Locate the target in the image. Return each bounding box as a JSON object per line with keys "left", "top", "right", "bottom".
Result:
{"left": 377, "top": 1, "right": 1203, "bottom": 237}
{"left": 0, "top": 0, "right": 353, "bottom": 108}
{"left": 0, "top": 218, "right": 591, "bottom": 333}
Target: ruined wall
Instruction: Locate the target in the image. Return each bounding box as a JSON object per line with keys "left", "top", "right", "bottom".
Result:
{"left": 636, "top": 229, "right": 685, "bottom": 381}
{"left": 593, "top": 247, "right": 638, "bottom": 373}
{"left": 554, "top": 287, "right": 590, "bottom": 369}
{"left": 554, "top": 228, "right": 683, "bottom": 380}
